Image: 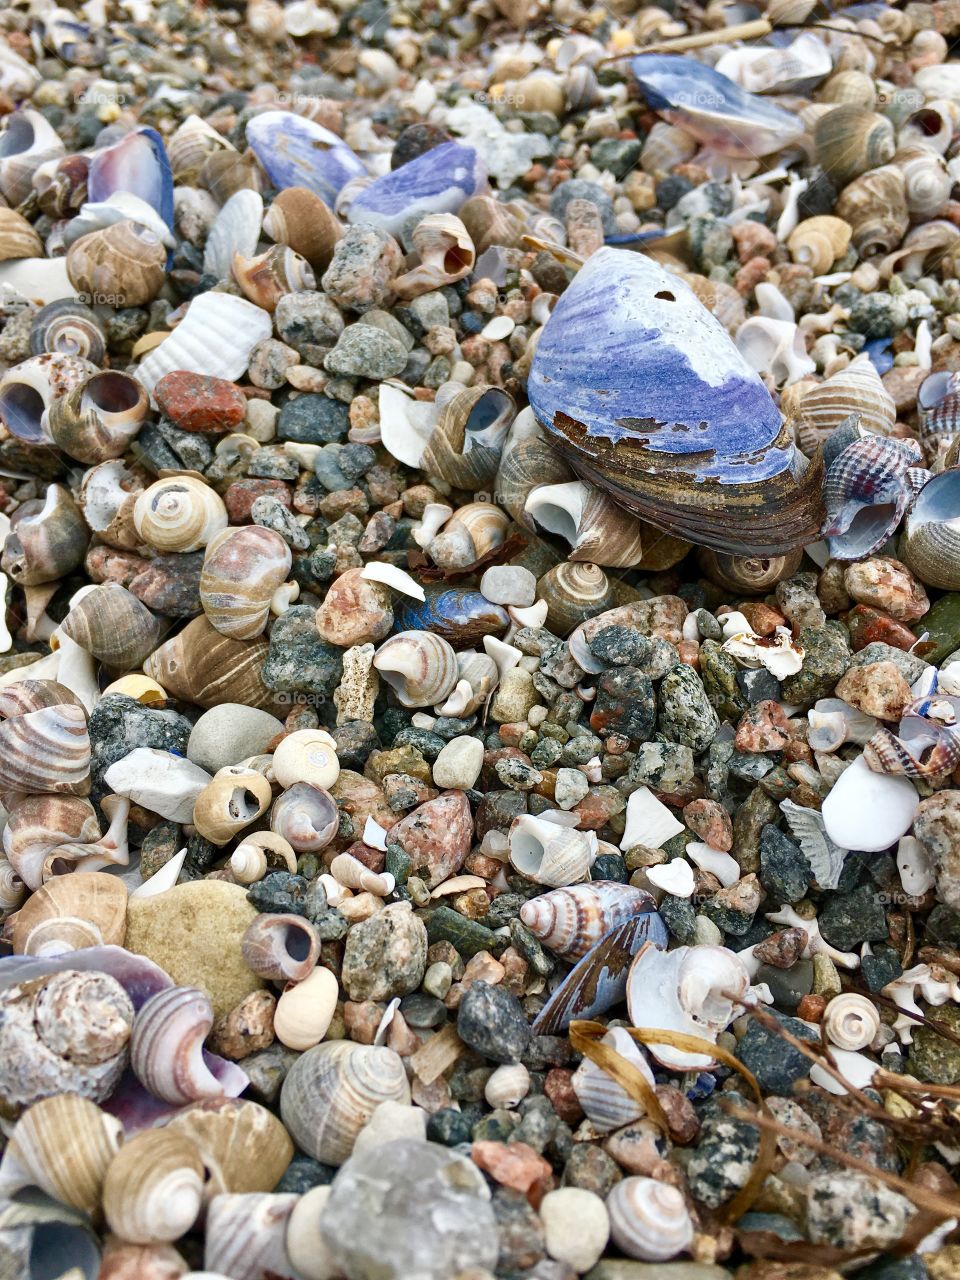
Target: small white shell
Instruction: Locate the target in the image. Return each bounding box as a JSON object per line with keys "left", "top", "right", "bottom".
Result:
{"left": 607, "top": 1176, "right": 694, "bottom": 1262}
{"left": 822, "top": 992, "right": 881, "bottom": 1051}
{"left": 136, "top": 293, "right": 273, "bottom": 397}
{"left": 509, "top": 814, "right": 597, "bottom": 887}
{"left": 572, "top": 1026, "right": 654, "bottom": 1131}
{"left": 484, "top": 1062, "right": 531, "bottom": 1110}
{"left": 134, "top": 476, "right": 228, "bottom": 554}
{"left": 273, "top": 965, "right": 339, "bottom": 1051}
{"left": 273, "top": 729, "right": 340, "bottom": 790}
{"left": 620, "top": 787, "right": 684, "bottom": 851}
{"left": 329, "top": 852, "right": 395, "bottom": 897}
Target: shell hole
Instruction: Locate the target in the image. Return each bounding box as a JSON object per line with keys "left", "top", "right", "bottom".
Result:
{"left": 0, "top": 384, "right": 45, "bottom": 442}
{"left": 444, "top": 246, "right": 472, "bottom": 274}
{"left": 86, "top": 371, "right": 142, "bottom": 413}
{"left": 228, "top": 787, "right": 264, "bottom": 820}
{"left": 529, "top": 499, "right": 578, "bottom": 546}
{"left": 910, "top": 108, "right": 946, "bottom": 138}
{"left": 655, "top": 290, "right": 675, "bottom": 301}
{"left": 0, "top": 114, "right": 35, "bottom": 160}
{"left": 919, "top": 369, "right": 956, "bottom": 411}
{"left": 284, "top": 923, "right": 312, "bottom": 961}
{"left": 465, "top": 388, "right": 513, "bottom": 450}
{"left": 833, "top": 502, "right": 898, "bottom": 556}
{"left": 510, "top": 830, "right": 545, "bottom": 877}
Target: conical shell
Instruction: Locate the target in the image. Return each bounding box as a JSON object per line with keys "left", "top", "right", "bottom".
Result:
{"left": 0, "top": 703, "right": 90, "bottom": 798}
{"left": 199, "top": 525, "right": 292, "bottom": 639}
{"left": 192, "top": 766, "right": 274, "bottom": 845}
{"left": 0, "top": 1094, "right": 122, "bottom": 1219}
{"left": 59, "top": 582, "right": 159, "bottom": 669}
{"left": 165, "top": 1098, "right": 294, "bottom": 1199}
{"left": 143, "top": 617, "right": 274, "bottom": 710}
{"left": 835, "top": 165, "right": 910, "bottom": 258}
{"left": 102, "top": 1129, "right": 205, "bottom": 1245}
{"left": 1, "top": 484, "right": 89, "bottom": 585}
{"left": 130, "top": 986, "right": 227, "bottom": 1105}
{"left": 572, "top": 1027, "right": 655, "bottom": 1131}
{"left": 279, "top": 1041, "right": 411, "bottom": 1165}
{"left": 12, "top": 871, "right": 126, "bottom": 955}
{"left": 786, "top": 216, "right": 852, "bottom": 275}
{"left": 792, "top": 354, "right": 896, "bottom": 454}
{"left": 66, "top": 220, "right": 167, "bottom": 309}
{"left": 894, "top": 144, "right": 953, "bottom": 217}
{"left": 421, "top": 385, "right": 516, "bottom": 490}
{"left": 607, "top": 1177, "right": 694, "bottom": 1262}
{"left": 262, "top": 186, "right": 343, "bottom": 271}
{"left": 241, "top": 913, "right": 321, "bottom": 982}
{"left": 814, "top": 106, "right": 896, "bottom": 189}
{"left": 519, "top": 882, "right": 658, "bottom": 961}
{"left": 899, "top": 469, "right": 960, "bottom": 590}
{"left": 509, "top": 814, "right": 597, "bottom": 887}
{"left": 47, "top": 370, "right": 149, "bottom": 464}
{"left": 134, "top": 476, "right": 228, "bottom": 554}
{"left": 822, "top": 992, "right": 880, "bottom": 1051}
{"left": 372, "top": 631, "right": 459, "bottom": 708}
{"left": 537, "top": 561, "right": 613, "bottom": 634}
{"left": 0, "top": 207, "right": 43, "bottom": 261}
{"left": 697, "top": 547, "right": 803, "bottom": 594}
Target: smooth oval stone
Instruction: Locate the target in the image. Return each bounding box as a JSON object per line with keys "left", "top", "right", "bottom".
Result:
{"left": 186, "top": 703, "right": 285, "bottom": 773}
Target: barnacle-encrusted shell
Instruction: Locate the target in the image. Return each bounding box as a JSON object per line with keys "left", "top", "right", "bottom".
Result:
{"left": 835, "top": 165, "right": 910, "bottom": 258}
{"left": 372, "top": 631, "right": 459, "bottom": 708}
{"left": 279, "top": 1041, "right": 411, "bottom": 1165}
{"left": 0, "top": 703, "right": 91, "bottom": 798}
{"left": 509, "top": 814, "right": 598, "bottom": 887}
{"left": 536, "top": 561, "right": 613, "bottom": 635}
{"left": 134, "top": 476, "right": 229, "bottom": 553}
{"left": 1, "top": 484, "right": 89, "bottom": 585}
{"left": 421, "top": 385, "right": 515, "bottom": 490}
{"left": 30, "top": 299, "right": 106, "bottom": 362}
{"left": 519, "top": 883, "right": 658, "bottom": 961}
{"left": 192, "top": 766, "right": 274, "bottom": 845}
{"left": 130, "top": 986, "right": 229, "bottom": 1104}
{"left": 102, "top": 1129, "right": 205, "bottom": 1245}
{"left": 165, "top": 1098, "right": 294, "bottom": 1199}
{"left": 607, "top": 1176, "right": 695, "bottom": 1262}
{"left": 813, "top": 105, "right": 896, "bottom": 188}
{"left": 0, "top": 969, "right": 134, "bottom": 1115}
{"left": 143, "top": 616, "right": 274, "bottom": 710}
{"left": 572, "top": 1026, "right": 655, "bottom": 1131}
{"left": 263, "top": 186, "right": 344, "bottom": 271}
{"left": 270, "top": 782, "right": 340, "bottom": 852}
{"left": 47, "top": 370, "right": 148, "bottom": 464}
{"left": 272, "top": 728, "right": 340, "bottom": 790}
{"left": 59, "top": 582, "right": 159, "bottom": 669}
{"left": 0, "top": 1094, "right": 122, "bottom": 1219}
{"left": 241, "top": 913, "right": 321, "bottom": 982}
{"left": 232, "top": 244, "right": 316, "bottom": 311}
{"left": 12, "top": 871, "right": 127, "bottom": 955}
{"left": 66, "top": 220, "right": 167, "bottom": 309}
{"left": 200, "top": 526, "right": 292, "bottom": 639}
{"left": 3, "top": 794, "right": 101, "bottom": 890}
{"left": 822, "top": 992, "right": 881, "bottom": 1051}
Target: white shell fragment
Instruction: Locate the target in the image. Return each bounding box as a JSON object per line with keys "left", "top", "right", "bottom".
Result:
{"left": 104, "top": 748, "right": 212, "bottom": 822}
{"left": 619, "top": 787, "right": 684, "bottom": 852}
{"left": 136, "top": 293, "right": 273, "bottom": 397}
{"left": 821, "top": 755, "right": 919, "bottom": 853}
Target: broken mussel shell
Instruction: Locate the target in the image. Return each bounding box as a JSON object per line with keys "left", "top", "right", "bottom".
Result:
{"left": 527, "top": 248, "right": 824, "bottom": 556}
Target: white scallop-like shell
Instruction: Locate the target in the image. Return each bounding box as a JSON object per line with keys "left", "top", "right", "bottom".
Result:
{"left": 822, "top": 992, "right": 881, "bottom": 1051}
{"left": 135, "top": 292, "right": 273, "bottom": 397}
{"left": 572, "top": 1026, "right": 654, "bottom": 1131}
{"left": 203, "top": 189, "right": 264, "bottom": 279}
{"left": 607, "top": 1176, "right": 694, "bottom": 1262}
{"left": 372, "top": 631, "right": 459, "bottom": 708}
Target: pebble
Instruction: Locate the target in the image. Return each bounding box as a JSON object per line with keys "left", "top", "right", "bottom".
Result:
{"left": 481, "top": 565, "right": 537, "bottom": 607}
{"left": 433, "top": 736, "right": 485, "bottom": 790}
{"left": 540, "top": 1188, "right": 610, "bottom": 1273}
{"left": 458, "top": 981, "right": 532, "bottom": 1064}
{"left": 186, "top": 704, "right": 285, "bottom": 774}
{"left": 155, "top": 371, "right": 248, "bottom": 433}
{"left": 341, "top": 902, "right": 428, "bottom": 1001}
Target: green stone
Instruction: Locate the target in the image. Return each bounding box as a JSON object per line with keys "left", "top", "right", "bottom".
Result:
{"left": 699, "top": 640, "right": 748, "bottom": 721}
{"left": 818, "top": 886, "right": 887, "bottom": 951}
{"left": 385, "top": 845, "right": 411, "bottom": 887}
{"left": 658, "top": 664, "right": 720, "bottom": 753}
{"left": 907, "top": 1004, "right": 960, "bottom": 1083}
{"left": 915, "top": 593, "right": 960, "bottom": 665}
{"left": 755, "top": 958, "right": 813, "bottom": 1009}
{"left": 426, "top": 905, "right": 505, "bottom": 958}
{"left": 781, "top": 621, "right": 851, "bottom": 707}
{"left": 732, "top": 788, "right": 779, "bottom": 875}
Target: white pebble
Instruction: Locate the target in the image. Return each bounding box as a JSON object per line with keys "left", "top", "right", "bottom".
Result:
{"left": 540, "top": 1187, "right": 610, "bottom": 1273}
{"left": 432, "top": 735, "right": 485, "bottom": 790}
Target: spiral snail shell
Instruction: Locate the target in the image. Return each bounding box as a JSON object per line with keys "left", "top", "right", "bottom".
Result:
{"left": 143, "top": 616, "right": 274, "bottom": 710}
{"left": 33, "top": 152, "right": 90, "bottom": 218}
{"left": 102, "top": 1129, "right": 205, "bottom": 1245}
{"left": 420, "top": 384, "right": 516, "bottom": 491}
{"left": 509, "top": 814, "right": 598, "bottom": 887}
{"left": 536, "top": 562, "right": 613, "bottom": 634}
{"left": 279, "top": 1040, "right": 411, "bottom": 1164}
{"left": 130, "top": 986, "right": 232, "bottom": 1105}
{"left": 230, "top": 830, "right": 297, "bottom": 883}
{"left": 0, "top": 354, "right": 98, "bottom": 445}
{"left": 27, "top": 300, "right": 105, "bottom": 364}
{"left": 0, "top": 109, "right": 65, "bottom": 205}
{"left": 457, "top": 194, "right": 527, "bottom": 254}
{"left": 270, "top": 782, "right": 339, "bottom": 853}
{"left": 58, "top": 582, "right": 159, "bottom": 670}
{"left": 273, "top": 964, "right": 340, "bottom": 1051}
{"left": 204, "top": 1192, "right": 298, "bottom": 1280}
{"left": 0, "top": 703, "right": 91, "bottom": 800}
{"left": 47, "top": 370, "right": 148, "bottom": 464}
{"left": 822, "top": 992, "right": 881, "bottom": 1051}
{"left": 165, "top": 1098, "right": 293, "bottom": 1199}
{"left": 697, "top": 547, "right": 804, "bottom": 595}
{"left": 241, "top": 913, "right": 320, "bottom": 983}
{"left": 134, "top": 476, "right": 229, "bottom": 554}
{"left": 272, "top": 728, "right": 340, "bottom": 790}
{"left": 899, "top": 470, "right": 960, "bottom": 590}
{"left": 192, "top": 766, "right": 274, "bottom": 846}
{"left": 495, "top": 410, "right": 574, "bottom": 530}
{"left": 519, "top": 883, "right": 658, "bottom": 961}
{"left": 0, "top": 206, "right": 43, "bottom": 261}
{"left": 199, "top": 525, "right": 292, "bottom": 639}
{"left": 11, "top": 871, "right": 127, "bottom": 955}
{"left": 427, "top": 501, "right": 509, "bottom": 570}
{"left": 263, "top": 185, "right": 344, "bottom": 271}
{"left": 1, "top": 484, "right": 89, "bottom": 588}
{"left": 66, "top": 220, "right": 167, "bottom": 309}
{"left": 787, "top": 215, "right": 852, "bottom": 275}
{"left": 232, "top": 244, "right": 316, "bottom": 312}
{"left": 572, "top": 1026, "right": 655, "bottom": 1131}
{"left": 607, "top": 1177, "right": 695, "bottom": 1262}
{"left": 393, "top": 213, "right": 476, "bottom": 300}
{"left": 814, "top": 106, "right": 896, "bottom": 188}
{"left": 168, "top": 113, "right": 236, "bottom": 185}
{"left": 894, "top": 143, "right": 953, "bottom": 217}
{"left": 791, "top": 354, "right": 896, "bottom": 455}
{"left": 372, "top": 631, "right": 459, "bottom": 709}
{"left": 3, "top": 794, "right": 101, "bottom": 890}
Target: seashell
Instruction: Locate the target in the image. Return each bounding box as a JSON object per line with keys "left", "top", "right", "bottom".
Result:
{"left": 496, "top": 409, "right": 573, "bottom": 529}
{"left": 524, "top": 479, "right": 647, "bottom": 569}
{"left": 3, "top": 795, "right": 101, "bottom": 891}
{"left": 427, "top": 500, "right": 510, "bottom": 569}
{"left": 230, "top": 831, "right": 297, "bottom": 884}
{"left": 168, "top": 114, "right": 235, "bottom": 186}
{"left": 192, "top": 766, "right": 273, "bottom": 845}
{"left": 66, "top": 221, "right": 167, "bottom": 310}
{"left": 571, "top": 1026, "right": 655, "bottom": 1130}
{"left": 273, "top": 728, "right": 340, "bottom": 790}
{"left": 626, "top": 943, "right": 750, "bottom": 1070}
{"left": 143, "top": 616, "right": 274, "bottom": 711}
{"left": 821, "top": 753, "right": 919, "bottom": 852}
{"left": 537, "top": 561, "right": 613, "bottom": 634}
{"left": 1, "top": 484, "right": 89, "bottom": 587}
{"left": 346, "top": 141, "right": 485, "bottom": 237}
{"left": 484, "top": 1062, "right": 531, "bottom": 1110}
{"left": 135, "top": 292, "right": 274, "bottom": 398}
{"left": 822, "top": 992, "right": 881, "bottom": 1051}
{"left": 273, "top": 964, "right": 340, "bottom": 1051}
{"left": 715, "top": 32, "right": 831, "bottom": 95}
{"left": 204, "top": 1192, "right": 298, "bottom": 1280}
{"left": 0, "top": 110, "right": 65, "bottom": 205}
{"left": 457, "top": 195, "right": 527, "bottom": 254}
{"left": 46, "top": 370, "right": 148, "bottom": 465}
{"left": 0, "top": 703, "right": 90, "bottom": 800}
{"left": 88, "top": 127, "right": 174, "bottom": 229}
{"left": 894, "top": 144, "right": 953, "bottom": 217}
{"left": 165, "top": 1098, "right": 293, "bottom": 1199}
{"left": 0, "top": 859, "right": 26, "bottom": 914}
{"left": 917, "top": 369, "right": 960, "bottom": 465}
{"left": 434, "top": 649, "right": 498, "bottom": 718}
{"left": 102, "top": 1129, "right": 205, "bottom": 1244}
{"left": 520, "top": 882, "right": 659, "bottom": 961}
{"left": 421, "top": 385, "right": 515, "bottom": 490}
{"left": 263, "top": 186, "right": 343, "bottom": 271}
{"left": 199, "top": 526, "right": 292, "bottom": 639}
{"left": 29, "top": 299, "right": 105, "bottom": 364}
{"left": 32, "top": 151, "right": 90, "bottom": 222}
{"left": 792, "top": 354, "right": 896, "bottom": 454}
{"left": 393, "top": 214, "right": 476, "bottom": 300}
{"left": 864, "top": 693, "right": 960, "bottom": 780}
{"left": 814, "top": 106, "right": 896, "bottom": 189}
{"left": 270, "top": 782, "right": 339, "bottom": 853}
{"left": 640, "top": 122, "right": 698, "bottom": 182}
{"left": 12, "top": 872, "right": 126, "bottom": 956}
{"left": 0, "top": 353, "right": 98, "bottom": 445}
{"left": 822, "top": 430, "right": 925, "bottom": 560}
{"left": 372, "top": 632, "right": 459, "bottom": 708}
{"left": 130, "top": 986, "right": 235, "bottom": 1105}
{"left": 232, "top": 245, "right": 316, "bottom": 312}
{"left": 900, "top": 99, "right": 959, "bottom": 154}
{"left": 787, "top": 216, "right": 852, "bottom": 275}
{"left": 0, "top": 207, "right": 43, "bottom": 261}
{"left": 65, "top": 189, "right": 176, "bottom": 253}
{"left": 135, "top": 476, "right": 228, "bottom": 554}
{"left": 879, "top": 218, "right": 960, "bottom": 281}
{"left": 819, "top": 68, "right": 876, "bottom": 107}
{"left": 696, "top": 548, "right": 802, "bottom": 595}
{"left": 59, "top": 582, "right": 159, "bottom": 669}
{"left": 279, "top": 1040, "right": 411, "bottom": 1165}
{"left": 201, "top": 149, "right": 264, "bottom": 204}
{"left": 899, "top": 468, "right": 960, "bottom": 589}
{"left": 734, "top": 315, "right": 815, "bottom": 389}
{"left": 509, "top": 814, "right": 598, "bottom": 887}
{"left": 203, "top": 188, "right": 264, "bottom": 282}
{"left": 528, "top": 248, "right": 823, "bottom": 556}
{"left": 241, "top": 913, "right": 320, "bottom": 982}
{"left": 630, "top": 54, "right": 804, "bottom": 157}
{"left": 607, "top": 1176, "right": 695, "bottom": 1262}
{"left": 329, "top": 852, "right": 395, "bottom": 897}
{"left": 0, "top": 1093, "right": 122, "bottom": 1219}
{"left": 246, "top": 111, "right": 365, "bottom": 207}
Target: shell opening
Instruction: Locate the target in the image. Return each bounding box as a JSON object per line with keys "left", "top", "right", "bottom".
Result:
{"left": 0, "top": 114, "right": 35, "bottom": 160}
{"left": 511, "top": 827, "right": 549, "bottom": 878}
{"left": 82, "top": 370, "right": 143, "bottom": 416}
{"left": 910, "top": 108, "right": 948, "bottom": 139}
{"left": 464, "top": 388, "right": 513, "bottom": 452}
{"left": 0, "top": 382, "right": 44, "bottom": 442}
{"left": 828, "top": 500, "right": 899, "bottom": 553}
{"left": 284, "top": 922, "right": 313, "bottom": 962}
{"left": 227, "top": 786, "right": 266, "bottom": 821}
{"left": 910, "top": 468, "right": 960, "bottom": 529}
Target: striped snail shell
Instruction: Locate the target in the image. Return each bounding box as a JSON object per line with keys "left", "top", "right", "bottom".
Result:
{"left": 372, "top": 631, "right": 459, "bottom": 709}
{"left": 134, "top": 476, "right": 229, "bottom": 554}
{"left": 421, "top": 384, "right": 516, "bottom": 491}
{"left": 894, "top": 144, "right": 953, "bottom": 218}
{"left": 524, "top": 477, "right": 647, "bottom": 571}
{"left": 537, "top": 562, "right": 613, "bottom": 634}
{"left": 0, "top": 206, "right": 43, "bottom": 261}
{"left": 167, "top": 113, "right": 235, "bottom": 185}
{"left": 66, "top": 220, "right": 167, "bottom": 309}
{"left": 30, "top": 300, "right": 106, "bottom": 362}
{"left": 192, "top": 766, "right": 274, "bottom": 846}
{"left": 270, "top": 782, "right": 339, "bottom": 853}
{"left": 696, "top": 548, "right": 803, "bottom": 595}
{"left": 279, "top": 1040, "right": 411, "bottom": 1165}
{"left": 572, "top": 1026, "right": 655, "bottom": 1131}
{"left": 32, "top": 151, "right": 89, "bottom": 218}
{"left": 495, "top": 409, "right": 574, "bottom": 530}
{"left": 0, "top": 859, "right": 26, "bottom": 914}
{"left": 241, "top": 913, "right": 321, "bottom": 982}
{"left": 0, "top": 703, "right": 91, "bottom": 800}
{"left": 231, "top": 244, "right": 315, "bottom": 312}
{"left": 427, "top": 501, "right": 509, "bottom": 570}
{"left": 607, "top": 1177, "right": 694, "bottom": 1262}
{"left": 835, "top": 165, "right": 910, "bottom": 258}
{"left": 899, "top": 470, "right": 960, "bottom": 591}
{"left": 822, "top": 992, "right": 880, "bottom": 1051}
{"left": 46, "top": 369, "right": 148, "bottom": 464}
{"left": 786, "top": 215, "right": 851, "bottom": 275}
{"left": 0, "top": 1093, "right": 122, "bottom": 1220}
{"left": 1, "top": 484, "right": 89, "bottom": 587}
{"left": 3, "top": 794, "right": 101, "bottom": 890}
{"left": 143, "top": 617, "right": 274, "bottom": 711}
{"left": 813, "top": 106, "right": 896, "bottom": 188}
{"left": 0, "top": 678, "right": 83, "bottom": 719}
{"left": 519, "top": 883, "right": 658, "bottom": 961}
{"left": 11, "top": 871, "right": 127, "bottom": 956}
{"left": 129, "top": 986, "right": 229, "bottom": 1105}
{"left": 58, "top": 582, "right": 159, "bottom": 669}
{"left": 165, "top": 1098, "right": 294, "bottom": 1200}
{"left": 102, "top": 1129, "right": 205, "bottom": 1245}
{"left": 263, "top": 186, "right": 343, "bottom": 271}
{"left": 509, "top": 814, "right": 597, "bottom": 887}
{"left": 791, "top": 354, "right": 896, "bottom": 455}
{"left": 199, "top": 526, "right": 292, "bottom": 639}
{"left": 204, "top": 1192, "right": 298, "bottom": 1280}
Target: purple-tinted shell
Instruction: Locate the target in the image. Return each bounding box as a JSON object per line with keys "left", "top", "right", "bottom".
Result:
{"left": 87, "top": 127, "right": 174, "bottom": 228}
{"left": 864, "top": 694, "right": 960, "bottom": 779}
{"left": 346, "top": 141, "right": 485, "bottom": 236}
{"left": 822, "top": 431, "right": 926, "bottom": 559}
{"left": 245, "top": 111, "right": 366, "bottom": 208}
{"left": 918, "top": 369, "right": 960, "bottom": 462}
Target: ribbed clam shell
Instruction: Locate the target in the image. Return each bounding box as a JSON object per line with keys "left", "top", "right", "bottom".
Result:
{"left": 102, "top": 1129, "right": 205, "bottom": 1245}
{"left": 203, "top": 188, "right": 264, "bottom": 281}
{"left": 241, "top": 913, "right": 320, "bottom": 982}
{"left": 232, "top": 244, "right": 315, "bottom": 312}
{"left": 29, "top": 299, "right": 105, "bottom": 361}
{"left": 814, "top": 105, "right": 896, "bottom": 188}
{"left": 607, "top": 1177, "right": 694, "bottom": 1262}
{"left": 12, "top": 871, "right": 127, "bottom": 956}
{"left": 509, "top": 815, "right": 597, "bottom": 887}
{"left": 0, "top": 1093, "right": 122, "bottom": 1219}
{"left": 135, "top": 292, "right": 273, "bottom": 398}
{"left": 200, "top": 526, "right": 292, "bottom": 639}
{"left": 66, "top": 220, "right": 167, "bottom": 309}
{"left": 279, "top": 1041, "right": 411, "bottom": 1165}
{"left": 270, "top": 782, "right": 339, "bottom": 853}
{"left": 822, "top": 992, "right": 880, "bottom": 1051}
{"left": 166, "top": 1099, "right": 293, "bottom": 1200}
{"left": 130, "top": 986, "right": 227, "bottom": 1105}
{"left": 0, "top": 206, "right": 43, "bottom": 261}
{"left": 134, "top": 476, "right": 228, "bottom": 554}
{"left": 193, "top": 766, "right": 273, "bottom": 846}
{"left": 421, "top": 385, "right": 515, "bottom": 490}
{"left": 47, "top": 370, "right": 148, "bottom": 463}
{"left": 3, "top": 794, "right": 101, "bottom": 890}
{"left": 143, "top": 617, "right": 274, "bottom": 710}
{"left": 0, "top": 704, "right": 90, "bottom": 798}
{"left": 899, "top": 470, "right": 960, "bottom": 589}
{"left": 537, "top": 562, "right": 613, "bottom": 634}
{"left": 59, "top": 582, "right": 159, "bottom": 668}
{"left": 696, "top": 548, "right": 803, "bottom": 595}
{"left": 519, "top": 882, "right": 658, "bottom": 960}
{"left": 835, "top": 165, "right": 910, "bottom": 258}
{"left": 571, "top": 1026, "right": 654, "bottom": 1130}
{"left": 822, "top": 431, "right": 925, "bottom": 560}
{"left": 372, "top": 631, "right": 459, "bottom": 708}
{"left": 204, "top": 1192, "right": 298, "bottom": 1280}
